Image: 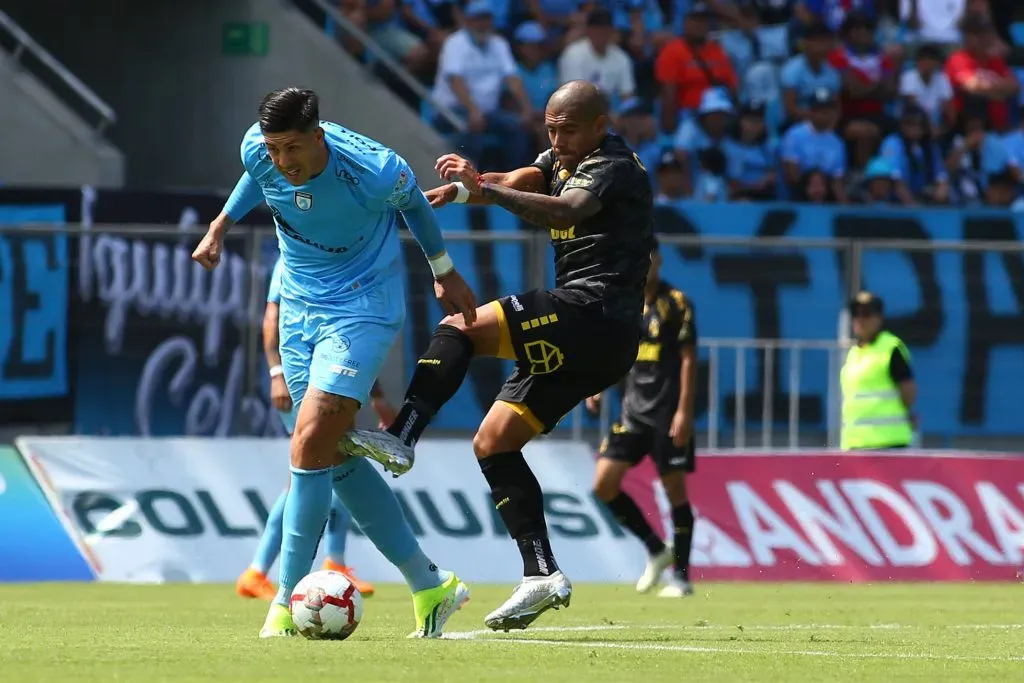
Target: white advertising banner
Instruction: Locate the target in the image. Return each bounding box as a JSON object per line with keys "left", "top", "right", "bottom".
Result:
{"left": 16, "top": 436, "right": 647, "bottom": 584}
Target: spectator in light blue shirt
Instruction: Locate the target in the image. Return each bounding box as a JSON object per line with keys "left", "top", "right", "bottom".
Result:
{"left": 878, "top": 105, "right": 949, "bottom": 206}
{"left": 724, "top": 101, "right": 778, "bottom": 200}
{"left": 673, "top": 87, "right": 734, "bottom": 196}
{"left": 615, "top": 97, "right": 664, "bottom": 188}
{"left": 514, "top": 21, "right": 557, "bottom": 156}
{"left": 780, "top": 87, "right": 848, "bottom": 202}
{"left": 780, "top": 21, "right": 840, "bottom": 127}
{"left": 515, "top": 21, "right": 558, "bottom": 112}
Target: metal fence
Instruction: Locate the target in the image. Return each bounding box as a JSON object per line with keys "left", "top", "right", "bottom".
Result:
{"left": 3, "top": 223, "right": 1023, "bottom": 449}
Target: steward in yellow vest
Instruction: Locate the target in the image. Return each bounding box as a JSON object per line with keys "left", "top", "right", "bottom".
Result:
{"left": 840, "top": 292, "right": 917, "bottom": 450}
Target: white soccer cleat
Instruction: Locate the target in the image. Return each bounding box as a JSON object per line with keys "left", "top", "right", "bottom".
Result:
{"left": 657, "top": 576, "right": 695, "bottom": 598}
{"left": 484, "top": 571, "right": 572, "bottom": 631}
{"left": 338, "top": 428, "right": 415, "bottom": 476}
{"left": 635, "top": 544, "right": 674, "bottom": 594}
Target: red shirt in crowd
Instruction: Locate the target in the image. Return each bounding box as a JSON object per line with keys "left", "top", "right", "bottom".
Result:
{"left": 655, "top": 38, "right": 737, "bottom": 112}
{"left": 829, "top": 47, "right": 896, "bottom": 118}
{"left": 945, "top": 49, "right": 1013, "bottom": 130}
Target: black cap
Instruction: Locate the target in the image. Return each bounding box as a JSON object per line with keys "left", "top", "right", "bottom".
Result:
{"left": 849, "top": 291, "right": 883, "bottom": 315}
{"left": 587, "top": 8, "right": 614, "bottom": 26}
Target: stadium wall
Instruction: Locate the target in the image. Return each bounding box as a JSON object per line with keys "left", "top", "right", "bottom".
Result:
{"left": 3, "top": 193, "right": 1024, "bottom": 445}
{"left": 0, "top": 0, "right": 446, "bottom": 191}
{"left": 0, "top": 53, "right": 124, "bottom": 188}
{"left": 5, "top": 437, "right": 1024, "bottom": 584}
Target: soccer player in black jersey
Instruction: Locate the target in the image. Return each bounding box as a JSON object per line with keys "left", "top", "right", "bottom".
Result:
{"left": 339, "top": 80, "right": 655, "bottom": 631}
{"left": 587, "top": 237, "right": 698, "bottom": 598}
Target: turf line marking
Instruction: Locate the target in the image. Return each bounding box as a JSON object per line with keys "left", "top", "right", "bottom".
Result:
{"left": 451, "top": 632, "right": 1024, "bottom": 663}
{"left": 445, "top": 623, "right": 1024, "bottom": 639}
{"left": 487, "top": 638, "right": 1024, "bottom": 663}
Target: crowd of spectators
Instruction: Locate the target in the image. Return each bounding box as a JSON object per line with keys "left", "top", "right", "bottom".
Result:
{"left": 331, "top": 0, "right": 1024, "bottom": 208}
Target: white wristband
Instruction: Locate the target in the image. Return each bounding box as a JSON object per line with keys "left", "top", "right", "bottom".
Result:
{"left": 428, "top": 251, "right": 455, "bottom": 279}
{"left": 452, "top": 182, "right": 470, "bottom": 204}
{"left": 269, "top": 364, "right": 284, "bottom": 378}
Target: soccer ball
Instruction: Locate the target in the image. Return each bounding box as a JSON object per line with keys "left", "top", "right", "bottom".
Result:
{"left": 289, "top": 570, "right": 364, "bottom": 640}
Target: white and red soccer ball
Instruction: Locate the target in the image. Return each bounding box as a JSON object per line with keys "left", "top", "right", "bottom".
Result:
{"left": 289, "top": 570, "right": 364, "bottom": 640}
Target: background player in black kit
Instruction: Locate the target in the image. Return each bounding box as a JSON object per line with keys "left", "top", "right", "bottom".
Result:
{"left": 340, "top": 80, "right": 655, "bottom": 631}
{"left": 587, "top": 237, "right": 698, "bottom": 598}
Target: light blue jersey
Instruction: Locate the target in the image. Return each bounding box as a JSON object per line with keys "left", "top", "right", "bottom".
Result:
{"left": 226, "top": 121, "right": 443, "bottom": 306}
{"left": 225, "top": 121, "right": 447, "bottom": 406}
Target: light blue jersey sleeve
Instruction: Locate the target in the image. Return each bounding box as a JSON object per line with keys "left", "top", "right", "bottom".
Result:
{"left": 370, "top": 150, "right": 446, "bottom": 259}
{"left": 267, "top": 257, "right": 283, "bottom": 304}
{"left": 224, "top": 128, "right": 268, "bottom": 222}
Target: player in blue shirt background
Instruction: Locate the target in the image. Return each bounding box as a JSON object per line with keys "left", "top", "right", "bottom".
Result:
{"left": 192, "top": 88, "right": 477, "bottom": 639}
{"left": 235, "top": 256, "right": 394, "bottom": 603}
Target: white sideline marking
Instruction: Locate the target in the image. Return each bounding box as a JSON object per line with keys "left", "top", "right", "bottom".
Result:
{"left": 469, "top": 638, "right": 1024, "bottom": 663}
{"left": 444, "top": 624, "right": 1024, "bottom": 662}
{"left": 445, "top": 622, "right": 1024, "bottom": 639}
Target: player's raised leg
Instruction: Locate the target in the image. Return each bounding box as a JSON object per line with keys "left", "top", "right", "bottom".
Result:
{"left": 341, "top": 300, "right": 508, "bottom": 470}
{"left": 592, "top": 448, "right": 673, "bottom": 594}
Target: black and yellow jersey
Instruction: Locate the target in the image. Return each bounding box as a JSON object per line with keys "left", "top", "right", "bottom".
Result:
{"left": 620, "top": 281, "right": 697, "bottom": 428}
{"left": 530, "top": 133, "right": 654, "bottom": 324}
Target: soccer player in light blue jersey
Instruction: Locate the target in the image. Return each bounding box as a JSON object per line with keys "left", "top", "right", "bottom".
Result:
{"left": 235, "top": 256, "right": 392, "bottom": 603}
{"left": 192, "top": 88, "right": 477, "bottom": 639}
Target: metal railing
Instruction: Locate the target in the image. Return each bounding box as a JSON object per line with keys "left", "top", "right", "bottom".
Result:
{"left": 294, "top": 0, "right": 466, "bottom": 132}
{"left": 568, "top": 337, "right": 850, "bottom": 450}
{"left": 4, "top": 222, "right": 1022, "bottom": 445}
{"left": 0, "top": 10, "right": 117, "bottom": 134}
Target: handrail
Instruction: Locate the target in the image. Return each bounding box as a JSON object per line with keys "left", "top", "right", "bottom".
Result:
{"left": 0, "top": 10, "right": 116, "bottom": 133}
{"left": 299, "top": 0, "right": 466, "bottom": 133}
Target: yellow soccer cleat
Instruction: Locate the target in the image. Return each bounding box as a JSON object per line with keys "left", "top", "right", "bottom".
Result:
{"left": 408, "top": 572, "right": 470, "bottom": 639}
{"left": 259, "top": 602, "right": 298, "bottom": 639}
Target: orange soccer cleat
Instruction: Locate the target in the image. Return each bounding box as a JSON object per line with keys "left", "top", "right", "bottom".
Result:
{"left": 323, "top": 558, "right": 375, "bottom": 597}
{"left": 236, "top": 567, "right": 277, "bottom": 601}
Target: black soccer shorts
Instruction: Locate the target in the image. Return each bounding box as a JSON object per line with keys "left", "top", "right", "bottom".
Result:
{"left": 599, "top": 421, "right": 697, "bottom": 475}
{"left": 493, "top": 288, "right": 639, "bottom": 434}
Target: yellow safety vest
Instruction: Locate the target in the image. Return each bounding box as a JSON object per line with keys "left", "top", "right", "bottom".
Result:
{"left": 840, "top": 331, "right": 913, "bottom": 450}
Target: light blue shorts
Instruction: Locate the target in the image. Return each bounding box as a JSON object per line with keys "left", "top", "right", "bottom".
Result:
{"left": 277, "top": 274, "right": 405, "bottom": 432}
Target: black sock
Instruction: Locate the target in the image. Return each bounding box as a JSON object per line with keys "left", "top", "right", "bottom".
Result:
{"left": 604, "top": 493, "right": 666, "bottom": 556}
{"left": 387, "top": 324, "right": 474, "bottom": 446}
{"left": 672, "top": 503, "right": 695, "bottom": 581}
{"left": 479, "top": 451, "right": 559, "bottom": 577}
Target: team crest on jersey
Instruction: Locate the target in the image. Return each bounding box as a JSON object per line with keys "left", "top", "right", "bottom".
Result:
{"left": 294, "top": 192, "right": 314, "bottom": 211}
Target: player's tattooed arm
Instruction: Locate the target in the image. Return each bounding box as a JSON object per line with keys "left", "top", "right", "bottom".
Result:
{"left": 478, "top": 185, "right": 602, "bottom": 230}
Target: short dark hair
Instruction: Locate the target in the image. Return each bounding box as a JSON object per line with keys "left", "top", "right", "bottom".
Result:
{"left": 916, "top": 43, "right": 944, "bottom": 62}
{"left": 258, "top": 88, "right": 320, "bottom": 134}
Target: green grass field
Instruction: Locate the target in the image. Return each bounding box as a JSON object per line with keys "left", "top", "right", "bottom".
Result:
{"left": 0, "top": 583, "right": 1021, "bottom": 682}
